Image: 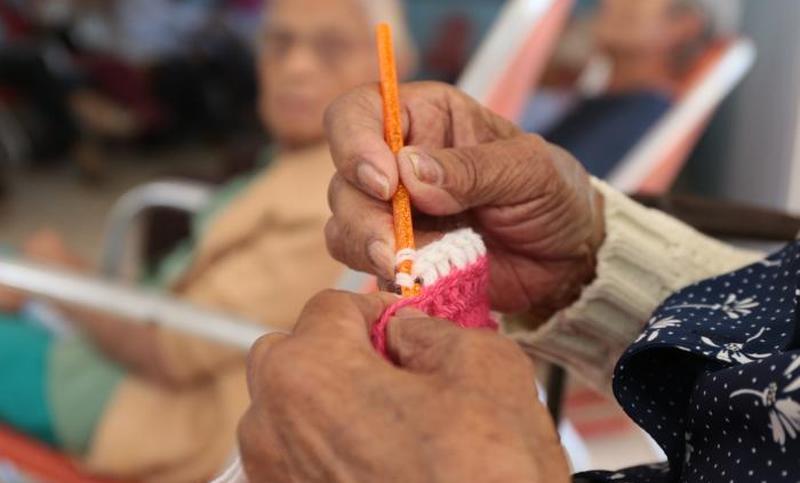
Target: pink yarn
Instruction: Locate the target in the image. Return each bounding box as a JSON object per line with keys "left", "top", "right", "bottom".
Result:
{"left": 372, "top": 255, "right": 498, "bottom": 358}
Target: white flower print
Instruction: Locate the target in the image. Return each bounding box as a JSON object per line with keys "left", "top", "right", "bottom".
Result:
{"left": 635, "top": 316, "right": 682, "bottom": 343}
{"left": 684, "top": 432, "right": 694, "bottom": 465}
{"left": 758, "top": 259, "right": 782, "bottom": 268}
{"left": 665, "top": 293, "right": 759, "bottom": 319}
{"left": 784, "top": 357, "right": 800, "bottom": 393}
{"left": 700, "top": 327, "right": 771, "bottom": 364}
{"left": 730, "top": 358, "right": 800, "bottom": 446}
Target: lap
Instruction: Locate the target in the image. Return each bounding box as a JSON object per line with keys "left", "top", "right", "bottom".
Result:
{"left": 0, "top": 316, "right": 57, "bottom": 445}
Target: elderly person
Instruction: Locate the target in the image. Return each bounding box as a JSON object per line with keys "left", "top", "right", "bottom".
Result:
{"left": 529, "top": 0, "right": 738, "bottom": 178}
{"left": 0, "top": 0, "right": 414, "bottom": 481}
{"left": 237, "top": 82, "right": 798, "bottom": 482}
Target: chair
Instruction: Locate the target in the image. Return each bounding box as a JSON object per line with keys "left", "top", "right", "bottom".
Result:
{"left": 0, "top": 425, "right": 123, "bottom": 483}
{"left": 459, "top": 0, "right": 575, "bottom": 120}
{"left": 544, "top": 38, "right": 759, "bottom": 426}
{"left": 607, "top": 39, "right": 757, "bottom": 194}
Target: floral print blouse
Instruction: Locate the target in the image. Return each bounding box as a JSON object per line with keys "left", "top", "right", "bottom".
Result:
{"left": 576, "top": 241, "right": 800, "bottom": 482}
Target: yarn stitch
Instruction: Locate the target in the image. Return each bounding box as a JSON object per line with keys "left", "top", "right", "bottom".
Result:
{"left": 372, "top": 228, "right": 498, "bottom": 357}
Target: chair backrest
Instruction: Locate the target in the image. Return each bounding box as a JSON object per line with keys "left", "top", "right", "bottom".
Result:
{"left": 606, "top": 38, "right": 757, "bottom": 194}
{"left": 458, "top": 0, "right": 574, "bottom": 120}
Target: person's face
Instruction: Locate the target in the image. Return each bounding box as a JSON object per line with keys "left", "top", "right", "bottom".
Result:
{"left": 593, "top": 0, "right": 697, "bottom": 59}
{"left": 258, "top": 0, "right": 377, "bottom": 148}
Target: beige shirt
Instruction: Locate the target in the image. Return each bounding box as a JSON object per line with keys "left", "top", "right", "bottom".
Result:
{"left": 87, "top": 144, "right": 343, "bottom": 482}
{"left": 506, "top": 179, "right": 766, "bottom": 391}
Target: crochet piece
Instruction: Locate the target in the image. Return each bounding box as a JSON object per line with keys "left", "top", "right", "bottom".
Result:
{"left": 372, "top": 228, "right": 498, "bottom": 357}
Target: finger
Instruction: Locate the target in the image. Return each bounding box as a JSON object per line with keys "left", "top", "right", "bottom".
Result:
{"left": 325, "top": 175, "right": 449, "bottom": 279}
{"left": 397, "top": 134, "right": 562, "bottom": 216}
{"left": 293, "top": 290, "right": 399, "bottom": 343}
{"left": 385, "top": 310, "right": 457, "bottom": 372}
{"left": 388, "top": 310, "right": 534, "bottom": 383}
{"left": 324, "top": 85, "right": 406, "bottom": 200}
{"left": 326, "top": 174, "right": 395, "bottom": 279}
{"left": 246, "top": 333, "right": 289, "bottom": 399}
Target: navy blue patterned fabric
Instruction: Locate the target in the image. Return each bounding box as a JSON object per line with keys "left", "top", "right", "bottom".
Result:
{"left": 576, "top": 241, "right": 800, "bottom": 482}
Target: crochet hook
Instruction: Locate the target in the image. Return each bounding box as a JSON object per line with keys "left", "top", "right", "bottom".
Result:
{"left": 377, "top": 23, "right": 420, "bottom": 297}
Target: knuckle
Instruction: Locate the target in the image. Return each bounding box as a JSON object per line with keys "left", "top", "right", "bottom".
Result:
{"left": 517, "top": 132, "right": 546, "bottom": 149}
{"left": 302, "top": 290, "right": 348, "bottom": 317}
{"left": 511, "top": 134, "right": 549, "bottom": 168}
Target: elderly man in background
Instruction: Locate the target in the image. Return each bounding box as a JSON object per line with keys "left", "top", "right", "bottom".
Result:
{"left": 0, "top": 0, "right": 414, "bottom": 481}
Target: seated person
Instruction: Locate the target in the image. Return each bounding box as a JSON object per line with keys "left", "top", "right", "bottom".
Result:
{"left": 0, "top": 0, "right": 415, "bottom": 481}
{"left": 526, "top": 0, "right": 735, "bottom": 178}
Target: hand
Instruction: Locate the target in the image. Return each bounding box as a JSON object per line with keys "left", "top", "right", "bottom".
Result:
{"left": 24, "top": 229, "right": 88, "bottom": 271}
{"left": 324, "top": 82, "right": 605, "bottom": 320}
{"left": 0, "top": 284, "right": 25, "bottom": 313}
{"left": 239, "top": 290, "right": 570, "bottom": 483}
{"left": 0, "top": 229, "right": 87, "bottom": 314}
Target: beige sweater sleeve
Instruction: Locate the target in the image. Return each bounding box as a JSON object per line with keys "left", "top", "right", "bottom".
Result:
{"left": 505, "top": 178, "right": 764, "bottom": 392}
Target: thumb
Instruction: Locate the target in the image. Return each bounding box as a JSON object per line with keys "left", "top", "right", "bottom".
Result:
{"left": 397, "top": 134, "right": 562, "bottom": 216}
{"left": 386, "top": 308, "right": 460, "bottom": 372}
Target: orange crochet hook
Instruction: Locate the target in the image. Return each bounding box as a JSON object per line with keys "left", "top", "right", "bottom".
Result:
{"left": 377, "top": 23, "right": 420, "bottom": 297}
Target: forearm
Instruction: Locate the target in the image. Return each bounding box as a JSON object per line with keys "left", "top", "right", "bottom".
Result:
{"left": 54, "top": 301, "right": 176, "bottom": 385}
{"left": 505, "top": 178, "right": 764, "bottom": 393}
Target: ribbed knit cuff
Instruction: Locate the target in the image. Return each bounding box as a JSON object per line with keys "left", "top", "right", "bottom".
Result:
{"left": 506, "top": 178, "right": 763, "bottom": 392}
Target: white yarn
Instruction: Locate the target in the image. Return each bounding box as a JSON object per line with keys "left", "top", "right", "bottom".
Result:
{"left": 411, "top": 229, "right": 486, "bottom": 287}
{"left": 395, "top": 248, "right": 416, "bottom": 266}
{"left": 395, "top": 272, "right": 417, "bottom": 289}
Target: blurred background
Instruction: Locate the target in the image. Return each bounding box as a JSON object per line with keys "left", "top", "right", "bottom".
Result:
{"left": 1, "top": 0, "right": 799, "bottom": 257}
{"left": 0, "top": 0, "right": 799, "bottom": 481}
{"left": 1, "top": 0, "right": 798, "bottom": 259}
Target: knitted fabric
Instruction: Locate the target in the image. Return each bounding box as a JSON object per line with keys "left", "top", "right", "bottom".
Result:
{"left": 372, "top": 229, "right": 498, "bottom": 357}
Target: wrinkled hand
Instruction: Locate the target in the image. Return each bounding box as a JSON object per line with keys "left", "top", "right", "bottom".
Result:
{"left": 324, "top": 82, "right": 604, "bottom": 319}
{"left": 238, "top": 290, "right": 570, "bottom": 483}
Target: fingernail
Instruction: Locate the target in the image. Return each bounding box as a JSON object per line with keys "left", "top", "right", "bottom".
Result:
{"left": 367, "top": 240, "right": 394, "bottom": 278}
{"left": 395, "top": 307, "right": 427, "bottom": 319}
{"left": 406, "top": 151, "right": 443, "bottom": 186}
{"left": 356, "top": 162, "right": 391, "bottom": 200}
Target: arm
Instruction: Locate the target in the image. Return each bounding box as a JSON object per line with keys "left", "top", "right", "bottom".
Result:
{"left": 4, "top": 230, "right": 183, "bottom": 384}
{"left": 321, "top": 81, "right": 765, "bottom": 394}
{"left": 54, "top": 303, "right": 176, "bottom": 384}
{"left": 505, "top": 179, "right": 764, "bottom": 392}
